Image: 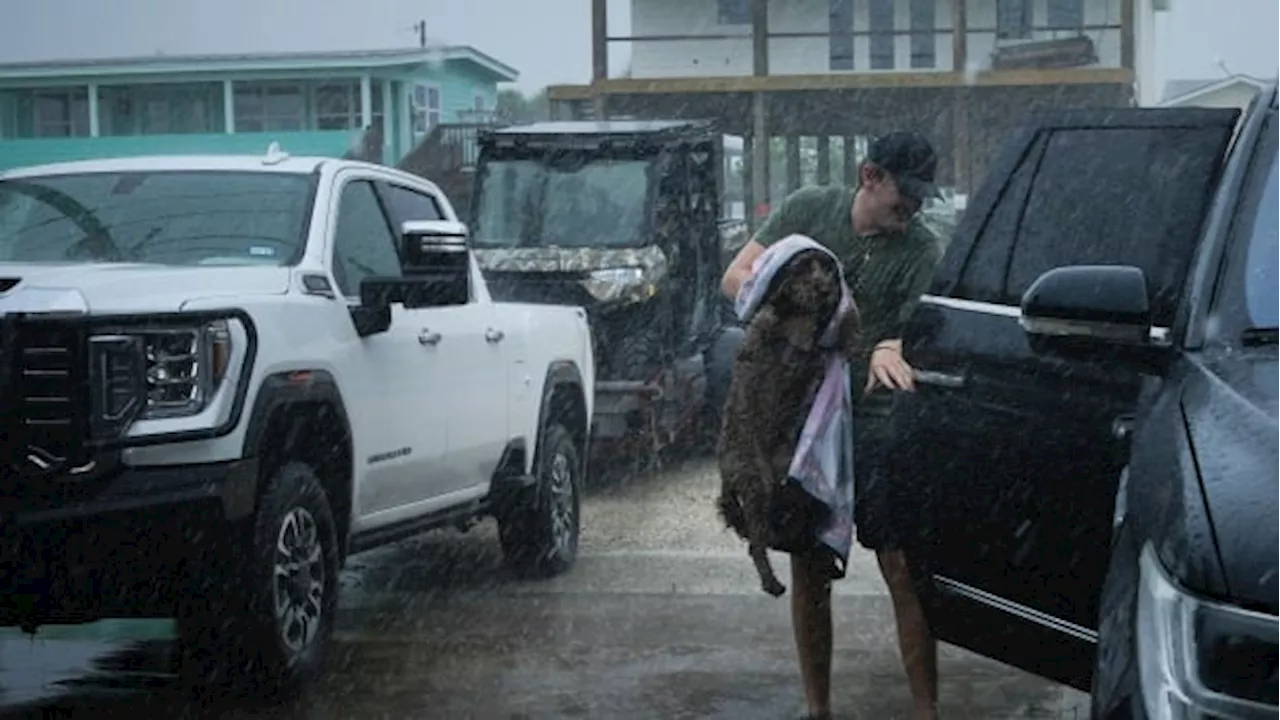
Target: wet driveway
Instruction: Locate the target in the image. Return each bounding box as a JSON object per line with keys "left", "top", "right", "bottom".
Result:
{"left": 0, "top": 459, "right": 1089, "bottom": 719}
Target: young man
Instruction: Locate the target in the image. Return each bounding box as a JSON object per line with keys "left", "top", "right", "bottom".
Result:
{"left": 720, "top": 131, "right": 947, "bottom": 720}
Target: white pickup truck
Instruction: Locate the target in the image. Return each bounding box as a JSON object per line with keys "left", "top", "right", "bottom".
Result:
{"left": 0, "top": 147, "right": 595, "bottom": 691}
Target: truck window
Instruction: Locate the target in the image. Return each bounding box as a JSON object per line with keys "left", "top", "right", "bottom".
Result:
{"left": 382, "top": 184, "right": 444, "bottom": 225}
{"left": 951, "top": 134, "right": 1048, "bottom": 303}
{"left": 1004, "top": 126, "right": 1229, "bottom": 326}
{"left": 332, "top": 180, "right": 402, "bottom": 298}
{"left": 1243, "top": 134, "right": 1278, "bottom": 329}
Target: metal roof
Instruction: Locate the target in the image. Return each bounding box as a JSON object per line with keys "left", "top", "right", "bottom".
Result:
{"left": 0, "top": 46, "right": 519, "bottom": 83}
{"left": 491, "top": 120, "right": 715, "bottom": 136}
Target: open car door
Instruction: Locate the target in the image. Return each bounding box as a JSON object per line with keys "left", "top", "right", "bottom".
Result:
{"left": 893, "top": 106, "right": 1241, "bottom": 690}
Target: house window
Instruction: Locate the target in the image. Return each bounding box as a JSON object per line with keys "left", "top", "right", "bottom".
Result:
{"left": 868, "top": 0, "right": 895, "bottom": 70}
{"left": 32, "top": 89, "right": 91, "bottom": 137}
{"left": 314, "top": 81, "right": 385, "bottom": 131}
{"left": 717, "top": 0, "right": 751, "bottom": 25}
{"left": 909, "top": 0, "right": 937, "bottom": 68}
{"left": 234, "top": 83, "right": 304, "bottom": 132}
{"left": 828, "top": 0, "right": 854, "bottom": 70}
{"left": 997, "top": 0, "right": 1033, "bottom": 39}
{"left": 1046, "top": 0, "right": 1085, "bottom": 32}
{"left": 412, "top": 84, "right": 441, "bottom": 135}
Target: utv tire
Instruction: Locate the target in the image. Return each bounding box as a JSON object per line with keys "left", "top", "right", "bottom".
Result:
{"left": 499, "top": 422, "right": 582, "bottom": 578}
{"left": 178, "top": 462, "right": 341, "bottom": 696}
{"left": 610, "top": 325, "right": 664, "bottom": 382}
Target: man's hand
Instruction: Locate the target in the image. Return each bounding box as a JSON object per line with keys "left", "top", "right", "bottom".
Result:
{"left": 865, "top": 338, "right": 915, "bottom": 394}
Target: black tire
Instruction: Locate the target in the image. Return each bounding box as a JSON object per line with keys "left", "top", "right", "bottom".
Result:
{"left": 498, "top": 422, "right": 582, "bottom": 578}
{"left": 1090, "top": 519, "right": 1140, "bottom": 720}
{"left": 178, "top": 462, "right": 341, "bottom": 695}
{"left": 609, "top": 324, "right": 664, "bottom": 381}
{"left": 701, "top": 325, "right": 744, "bottom": 437}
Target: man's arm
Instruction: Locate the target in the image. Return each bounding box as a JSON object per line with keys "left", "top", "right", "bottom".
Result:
{"left": 719, "top": 187, "right": 821, "bottom": 301}
{"left": 722, "top": 240, "right": 765, "bottom": 301}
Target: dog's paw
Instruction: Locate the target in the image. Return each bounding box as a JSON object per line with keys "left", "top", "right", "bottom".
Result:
{"left": 763, "top": 578, "right": 787, "bottom": 597}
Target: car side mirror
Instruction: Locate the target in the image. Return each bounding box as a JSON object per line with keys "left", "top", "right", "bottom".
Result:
{"left": 398, "top": 219, "right": 471, "bottom": 307}
{"left": 1020, "top": 265, "right": 1153, "bottom": 345}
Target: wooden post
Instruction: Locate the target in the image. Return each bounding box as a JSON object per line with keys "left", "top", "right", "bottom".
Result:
{"left": 843, "top": 136, "right": 859, "bottom": 185}
{"left": 591, "top": 0, "right": 608, "bottom": 119}
{"left": 816, "top": 135, "right": 831, "bottom": 185}
{"left": 951, "top": 0, "right": 967, "bottom": 73}
{"left": 952, "top": 90, "right": 970, "bottom": 195}
{"left": 1119, "top": 0, "right": 1135, "bottom": 72}
{"left": 785, "top": 135, "right": 801, "bottom": 192}
{"left": 749, "top": 0, "right": 771, "bottom": 226}
{"left": 743, "top": 133, "right": 756, "bottom": 230}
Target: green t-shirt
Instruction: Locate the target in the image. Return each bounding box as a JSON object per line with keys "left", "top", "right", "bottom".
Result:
{"left": 754, "top": 185, "right": 945, "bottom": 415}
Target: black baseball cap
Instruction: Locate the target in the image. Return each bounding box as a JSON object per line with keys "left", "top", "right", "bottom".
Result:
{"left": 866, "top": 130, "right": 941, "bottom": 202}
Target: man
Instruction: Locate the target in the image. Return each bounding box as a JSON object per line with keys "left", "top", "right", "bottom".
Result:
{"left": 720, "top": 131, "right": 947, "bottom": 720}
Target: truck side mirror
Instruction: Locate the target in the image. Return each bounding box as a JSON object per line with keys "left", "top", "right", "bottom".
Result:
{"left": 1020, "top": 264, "right": 1155, "bottom": 347}
{"left": 397, "top": 220, "right": 471, "bottom": 308}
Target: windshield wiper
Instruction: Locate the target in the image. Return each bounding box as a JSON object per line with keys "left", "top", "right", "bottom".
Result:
{"left": 1240, "top": 327, "right": 1279, "bottom": 346}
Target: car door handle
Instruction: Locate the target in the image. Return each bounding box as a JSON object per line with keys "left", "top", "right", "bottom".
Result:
{"left": 418, "top": 329, "right": 442, "bottom": 346}
{"left": 485, "top": 327, "right": 505, "bottom": 343}
{"left": 913, "top": 369, "right": 966, "bottom": 389}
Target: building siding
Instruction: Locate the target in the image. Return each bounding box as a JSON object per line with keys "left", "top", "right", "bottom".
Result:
{"left": 627, "top": 0, "right": 1123, "bottom": 78}
{"left": 0, "top": 54, "right": 512, "bottom": 172}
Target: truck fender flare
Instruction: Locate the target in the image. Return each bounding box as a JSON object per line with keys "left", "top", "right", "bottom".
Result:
{"left": 241, "top": 369, "right": 353, "bottom": 460}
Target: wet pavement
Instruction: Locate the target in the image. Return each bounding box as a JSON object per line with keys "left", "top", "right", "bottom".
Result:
{"left": 0, "top": 458, "right": 1090, "bottom": 719}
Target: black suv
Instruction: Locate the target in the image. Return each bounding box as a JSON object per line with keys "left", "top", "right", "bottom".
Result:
{"left": 894, "top": 85, "right": 1278, "bottom": 719}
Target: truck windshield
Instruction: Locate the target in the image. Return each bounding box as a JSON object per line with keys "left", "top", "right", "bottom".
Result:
{"left": 0, "top": 170, "right": 314, "bottom": 266}
{"left": 472, "top": 158, "right": 651, "bottom": 248}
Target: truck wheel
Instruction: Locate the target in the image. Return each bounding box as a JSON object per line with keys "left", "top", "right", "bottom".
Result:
{"left": 499, "top": 422, "right": 582, "bottom": 578}
{"left": 178, "top": 461, "right": 340, "bottom": 694}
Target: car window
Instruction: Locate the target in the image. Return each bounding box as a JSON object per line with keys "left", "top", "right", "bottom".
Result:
{"left": 332, "top": 180, "right": 401, "bottom": 298}
{"left": 952, "top": 134, "right": 1048, "bottom": 303}
{"left": 382, "top": 184, "right": 444, "bottom": 225}
{"left": 1239, "top": 142, "right": 1280, "bottom": 327}
{"left": 1003, "top": 126, "right": 1230, "bottom": 326}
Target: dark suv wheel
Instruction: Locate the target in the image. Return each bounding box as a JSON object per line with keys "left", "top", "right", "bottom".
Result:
{"left": 179, "top": 461, "right": 341, "bottom": 694}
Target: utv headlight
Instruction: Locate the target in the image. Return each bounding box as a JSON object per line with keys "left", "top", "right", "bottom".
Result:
{"left": 1136, "top": 543, "right": 1278, "bottom": 719}
{"left": 89, "top": 319, "right": 235, "bottom": 438}
{"left": 580, "top": 267, "right": 654, "bottom": 304}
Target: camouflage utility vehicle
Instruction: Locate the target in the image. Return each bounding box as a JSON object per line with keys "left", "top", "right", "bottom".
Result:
{"left": 469, "top": 120, "right": 744, "bottom": 467}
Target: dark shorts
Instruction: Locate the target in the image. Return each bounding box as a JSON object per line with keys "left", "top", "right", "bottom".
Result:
{"left": 853, "top": 413, "right": 912, "bottom": 553}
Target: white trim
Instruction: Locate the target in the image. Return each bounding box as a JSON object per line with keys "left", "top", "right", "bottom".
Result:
{"left": 1158, "top": 75, "right": 1270, "bottom": 108}
{"left": 410, "top": 82, "right": 442, "bottom": 136}
{"left": 919, "top": 294, "right": 1171, "bottom": 343}
{"left": 87, "top": 83, "right": 100, "bottom": 137}
{"left": 359, "top": 74, "right": 373, "bottom": 130}
{"left": 222, "top": 80, "right": 234, "bottom": 133}
{"left": 0, "top": 47, "right": 519, "bottom": 84}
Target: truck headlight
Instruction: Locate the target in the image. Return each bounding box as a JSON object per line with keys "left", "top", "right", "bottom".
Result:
{"left": 89, "top": 319, "right": 234, "bottom": 438}
{"left": 580, "top": 267, "right": 653, "bottom": 304}
{"left": 1136, "top": 543, "right": 1278, "bottom": 719}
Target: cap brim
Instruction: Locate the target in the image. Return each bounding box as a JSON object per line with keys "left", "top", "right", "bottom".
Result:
{"left": 898, "top": 176, "right": 942, "bottom": 202}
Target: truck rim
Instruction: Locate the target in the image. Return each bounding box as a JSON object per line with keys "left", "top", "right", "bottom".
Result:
{"left": 549, "top": 450, "right": 576, "bottom": 556}
{"left": 274, "top": 506, "right": 326, "bottom": 655}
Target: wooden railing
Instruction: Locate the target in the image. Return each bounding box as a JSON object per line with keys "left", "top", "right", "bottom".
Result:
{"left": 397, "top": 122, "right": 505, "bottom": 220}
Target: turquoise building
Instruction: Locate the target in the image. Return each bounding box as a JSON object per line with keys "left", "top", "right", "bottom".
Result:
{"left": 0, "top": 46, "right": 518, "bottom": 171}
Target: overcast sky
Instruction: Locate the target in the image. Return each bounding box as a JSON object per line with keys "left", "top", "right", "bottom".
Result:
{"left": 0, "top": 0, "right": 1274, "bottom": 94}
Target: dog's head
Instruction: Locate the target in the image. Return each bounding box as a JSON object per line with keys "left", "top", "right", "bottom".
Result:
{"left": 759, "top": 250, "right": 844, "bottom": 350}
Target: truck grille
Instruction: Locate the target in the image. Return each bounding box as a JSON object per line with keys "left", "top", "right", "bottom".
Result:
{"left": 1, "top": 316, "right": 92, "bottom": 481}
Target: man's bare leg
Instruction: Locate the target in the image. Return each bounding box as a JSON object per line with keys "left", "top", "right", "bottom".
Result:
{"left": 877, "top": 549, "right": 939, "bottom": 720}
{"left": 790, "top": 553, "right": 833, "bottom": 719}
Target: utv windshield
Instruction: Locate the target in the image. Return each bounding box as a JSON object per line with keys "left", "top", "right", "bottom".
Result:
{"left": 471, "top": 156, "right": 653, "bottom": 248}
{"left": 0, "top": 170, "right": 314, "bottom": 266}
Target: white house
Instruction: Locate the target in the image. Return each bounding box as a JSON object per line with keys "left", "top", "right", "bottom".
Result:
{"left": 626, "top": 0, "right": 1148, "bottom": 79}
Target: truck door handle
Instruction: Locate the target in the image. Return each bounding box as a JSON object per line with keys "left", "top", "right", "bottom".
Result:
{"left": 485, "top": 327, "right": 505, "bottom": 343}
{"left": 418, "top": 329, "right": 442, "bottom": 346}
{"left": 913, "top": 369, "right": 966, "bottom": 389}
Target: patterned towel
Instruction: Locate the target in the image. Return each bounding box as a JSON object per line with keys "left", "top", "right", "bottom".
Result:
{"left": 734, "top": 234, "right": 857, "bottom": 572}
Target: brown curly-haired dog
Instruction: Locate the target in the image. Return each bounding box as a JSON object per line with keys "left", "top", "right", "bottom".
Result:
{"left": 716, "top": 249, "right": 860, "bottom": 597}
